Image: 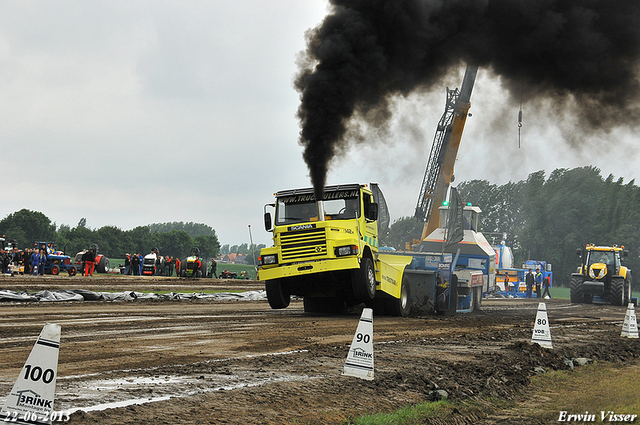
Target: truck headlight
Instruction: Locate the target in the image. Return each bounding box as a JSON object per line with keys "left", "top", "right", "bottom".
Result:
{"left": 259, "top": 254, "right": 278, "bottom": 265}
{"left": 335, "top": 245, "right": 359, "bottom": 257}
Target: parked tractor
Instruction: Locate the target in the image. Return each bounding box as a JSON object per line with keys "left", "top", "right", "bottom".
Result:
{"left": 142, "top": 248, "right": 164, "bottom": 276}
{"left": 571, "top": 244, "right": 633, "bottom": 305}
{"left": 180, "top": 247, "right": 207, "bottom": 278}
{"left": 74, "top": 244, "right": 110, "bottom": 274}
{"left": 0, "top": 236, "right": 17, "bottom": 251}
{"left": 35, "top": 242, "right": 76, "bottom": 276}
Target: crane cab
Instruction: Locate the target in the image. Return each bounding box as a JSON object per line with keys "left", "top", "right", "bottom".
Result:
{"left": 437, "top": 203, "right": 481, "bottom": 232}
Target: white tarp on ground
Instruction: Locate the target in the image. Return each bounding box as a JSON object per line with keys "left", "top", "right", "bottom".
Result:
{"left": 0, "top": 289, "right": 267, "bottom": 303}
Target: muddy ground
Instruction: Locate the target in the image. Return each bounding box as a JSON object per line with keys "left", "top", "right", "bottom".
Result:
{"left": 1, "top": 275, "right": 639, "bottom": 424}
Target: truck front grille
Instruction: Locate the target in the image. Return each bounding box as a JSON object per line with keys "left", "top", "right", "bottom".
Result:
{"left": 280, "top": 227, "right": 327, "bottom": 262}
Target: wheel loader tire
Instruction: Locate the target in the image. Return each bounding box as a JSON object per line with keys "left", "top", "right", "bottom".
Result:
{"left": 385, "top": 275, "right": 411, "bottom": 317}
{"left": 266, "top": 279, "right": 290, "bottom": 309}
{"left": 570, "top": 275, "right": 585, "bottom": 304}
{"left": 352, "top": 257, "right": 376, "bottom": 302}
{"left": 611, "top": 277, "right": 625, "bottom": 306}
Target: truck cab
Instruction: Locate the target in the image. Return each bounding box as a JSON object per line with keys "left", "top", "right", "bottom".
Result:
{"left": 258, "top": 184, "right": 382, "bottom": 311}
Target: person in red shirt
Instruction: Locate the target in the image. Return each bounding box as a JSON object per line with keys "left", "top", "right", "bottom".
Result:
{"left": 192, "top": 258, "right": 201, "bottom": 278}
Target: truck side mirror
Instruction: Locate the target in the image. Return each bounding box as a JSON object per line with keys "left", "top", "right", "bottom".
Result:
{"left": 623, "top": 250, "right": 629, "bottom": 257}
{"left": 264, "top": 212, "right": 273, "bottom": 232}
{"left": 576, "top": 248, "right": 582, "bottom": 257}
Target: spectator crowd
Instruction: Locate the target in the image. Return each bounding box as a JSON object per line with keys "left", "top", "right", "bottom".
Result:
{"left": 3, "top": 244, "right": 243, "bottom": 280}
{"left": 1, "top": 246, "right": 49, "bottom": 276}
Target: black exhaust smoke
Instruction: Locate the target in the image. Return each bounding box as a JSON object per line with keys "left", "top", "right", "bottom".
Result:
{"left": 295, "top": 0, "right": 640, "bottom": 199}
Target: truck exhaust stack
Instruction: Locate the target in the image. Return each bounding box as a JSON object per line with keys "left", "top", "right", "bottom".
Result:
{"left": 316, "top": 200, "right": 325, "bottom": 221}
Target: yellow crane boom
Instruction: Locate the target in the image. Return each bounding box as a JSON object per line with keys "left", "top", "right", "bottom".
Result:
{"left": 414, "top": 64, "right": 478, "bottom": 242}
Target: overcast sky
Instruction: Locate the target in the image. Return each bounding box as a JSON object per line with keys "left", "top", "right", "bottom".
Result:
{"left": 1, "top": 1, "right": 638, "bottom": 247}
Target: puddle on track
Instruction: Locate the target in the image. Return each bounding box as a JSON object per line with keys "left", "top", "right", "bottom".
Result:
{"left": 52, "top": 350, "right": 316, "bottom": 413}
{"left": 60, "top": 372, "right": 313, "bottom": 413}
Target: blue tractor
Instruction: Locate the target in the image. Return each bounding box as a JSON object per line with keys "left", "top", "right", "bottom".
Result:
{"left": 34, "top": 242, "right": 77, "bottom": 276}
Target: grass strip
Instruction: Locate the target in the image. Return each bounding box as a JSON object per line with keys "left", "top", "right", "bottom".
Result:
{"left": 340, "top": 361, "right": 640, "bottom": 424}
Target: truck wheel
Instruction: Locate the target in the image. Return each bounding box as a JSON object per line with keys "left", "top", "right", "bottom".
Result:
{"left": 303, "top": 296, "right": 320, "bottom": 313}
{"left": 569, "top": 275, "right": 585, "bottom": 304}
{"left": 319, "top": 296, "right": 344, "bottom": 314}
{"left": 266, "top": 279, "right": 290, "bottom": 309}
{"left": 68, "top": 266, "right": 76, "bottom": 277}
{"left": 51, "top": 265, "right": 60, "bottom": 275}
{"left": 385, "top": 275, "right": 411, "bottom": 317}
{"left": 352, "top": 257, "right": 376, "bottom": 302}
{"left": 611, "top": 277, "right": 625, "bottom": 306}
{"left": 473, "top": 286, "right": 483, "bottom": 311}
{"left": 448, "top": 275, "right": 459, "bottom": 315}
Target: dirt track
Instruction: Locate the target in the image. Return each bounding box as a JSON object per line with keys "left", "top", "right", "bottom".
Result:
{"left": 1, "top": 275, "right": 639, "bottom": 424}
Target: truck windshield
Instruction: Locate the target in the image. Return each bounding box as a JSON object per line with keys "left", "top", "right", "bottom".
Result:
{"left": 275, "top": 195, "right": 360, "bottom": 225}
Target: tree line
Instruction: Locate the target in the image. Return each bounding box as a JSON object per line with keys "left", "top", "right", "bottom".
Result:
{"left": 0, "top": 212, "right": 221, "bottom": 261}
{"left": 383, "top": 166, "right": 640, "bottom": 288}
{"left": 220, "top": 243, "right": 267, "bottom": 266}
{"left": 4, "top": 166, "right": 636, "bottom": 285}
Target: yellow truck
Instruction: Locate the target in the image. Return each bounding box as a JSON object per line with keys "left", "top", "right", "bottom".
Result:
{"left": 258, "top": 183, "right": 481, "bottom": 316}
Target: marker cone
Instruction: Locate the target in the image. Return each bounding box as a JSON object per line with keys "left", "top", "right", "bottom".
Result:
{"left": 343, "top": 308, "right": 374, "bottom": 380}
{"left": 531, "top": 303, "right": 553, "bottom": 349}
{"left": 621, "top": 303, "right": 639, "bottom": 338}
{"left": 1, "top": 323, "right": 61, "bottom": 425}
